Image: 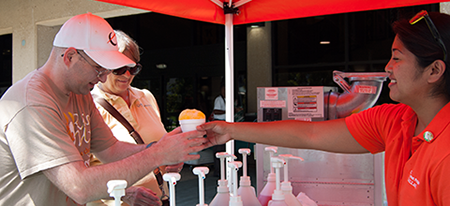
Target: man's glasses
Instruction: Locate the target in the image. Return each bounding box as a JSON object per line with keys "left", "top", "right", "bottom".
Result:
{"left": 112, "top": 64, "right": 142, "bottom": 76}
{"left": 76, "top": 50, "right": 111, "bottom": 79}
{"left": 409, "top": 10, "right": 448, "bottom": 62}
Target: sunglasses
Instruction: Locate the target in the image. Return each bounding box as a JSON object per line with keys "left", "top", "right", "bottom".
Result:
{"left": 409, "top": 10, "right": 448, "bottom": 62}
{"left": 112, "top": 63, "right": 142, "bottom": 75}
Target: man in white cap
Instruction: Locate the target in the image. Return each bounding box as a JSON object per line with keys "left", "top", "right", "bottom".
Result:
{"left": 0, "top": 13, "right": 209, "bottom": 206}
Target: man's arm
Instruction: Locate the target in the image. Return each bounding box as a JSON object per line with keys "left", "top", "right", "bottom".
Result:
{"left": 200, "top": 118, "right": 368, "bottom": 154}
{"left": 43, "top": 127, "right": 209, "bottom": 204}
{"left": 94, "top": 140, "right": 145, "bottom": 163}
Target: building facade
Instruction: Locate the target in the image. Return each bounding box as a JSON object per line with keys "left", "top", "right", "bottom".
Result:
{"left": 1, "top": 0, "right": 449, "bottom": 128}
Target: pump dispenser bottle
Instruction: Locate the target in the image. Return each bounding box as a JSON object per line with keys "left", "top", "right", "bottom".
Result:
{"left": 193, "top": 167, "right": 210, "bottom": 206}
{"left": 268, "top": 157, "right": 288, "bottom": 206}
{"left": 210, "top": 152, "right": 237, "bottom": 206}
{"left": 258, "top": 147, "right": 278, "bottom": 206}
{"left": 278, "top": 154, "right": 304, "bottom": 206}
{"left": 237, "top": 149, "right": 261, "bottom": 206}
{"left": 228, "top": 161, "right": 243, "bottom": 206}
{"left": 163, "top": 173, "right": 181, "bottom": 206}
{"left": 107, "top": 180, "right": 127, "bottom": 206}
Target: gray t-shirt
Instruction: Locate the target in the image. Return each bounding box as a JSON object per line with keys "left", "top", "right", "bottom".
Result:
{"left": 0, "top": 70, "right": 117, "bottom": 205}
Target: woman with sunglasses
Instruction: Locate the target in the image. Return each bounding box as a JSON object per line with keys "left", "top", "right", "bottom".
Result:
{"left": 89, "top": 30, "right": 174, "bottom": 206}
{"left": 199, "top": 11, "right": 450, "bottom": 206}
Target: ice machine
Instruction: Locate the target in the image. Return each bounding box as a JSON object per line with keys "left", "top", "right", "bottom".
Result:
{"left": 256, "top": 70, "right": 389, "bottom": 206}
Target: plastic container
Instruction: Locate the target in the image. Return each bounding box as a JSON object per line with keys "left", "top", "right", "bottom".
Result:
{"left": 268, "top": 190, "right": 289, "bottom": 206}
{"left": 210, "top": 152, "right": 236, "bottom": 206}
{"left": 238, "top": 149, "right": 261, "bottom": 206}
{"left": 179, "top": 119, "right": 205, "bottom": 132}
{"left": 278, "top": 154, "right": 304, "bottom": 206}
{"left": 267, "top": 157, "right": 288, "bottom": 206}
{"left": 210, "top": 185, "right": 231, "bottom": 206}
{"left": 296, "top": 192, "right": 318, "bottom": 206}
{"left": 238, "top": 176, "right": 261, "bottom": 206}
{"left": 258, "top": 147, "right": 278, "bottom": 206}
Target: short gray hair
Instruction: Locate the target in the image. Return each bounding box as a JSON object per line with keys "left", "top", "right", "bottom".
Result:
{"left": 114, "top": 30, "right": 140, "bottom": 63}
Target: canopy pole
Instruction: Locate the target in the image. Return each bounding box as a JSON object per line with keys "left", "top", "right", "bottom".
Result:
{"left": 225, "top": 12, "right": 234, "bottom": 156}
{"left": 224, "top": 11, "right": 235, "bottom": 192}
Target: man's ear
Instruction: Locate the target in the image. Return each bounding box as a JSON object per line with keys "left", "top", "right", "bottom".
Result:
{"left": 427, "top": 59, "right": 446, "bottom": 84}
{"left": 62, "top": 47, "right": 77, "bottom": 66}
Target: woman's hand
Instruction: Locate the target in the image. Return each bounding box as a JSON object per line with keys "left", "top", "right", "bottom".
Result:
{"left": 197, "top": 121, "right": 233, "bottom": 146}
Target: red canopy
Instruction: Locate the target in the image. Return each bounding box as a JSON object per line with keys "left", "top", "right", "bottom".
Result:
{"left": 95, "top": 0, "right": 448, "bottom": 154}
{"left": 96, "top": 0, "right": 446, "bottom": 25}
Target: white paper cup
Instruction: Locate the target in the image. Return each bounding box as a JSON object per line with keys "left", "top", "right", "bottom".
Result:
{"left": 179, "top": 119, "right": 205, "bottom": 132}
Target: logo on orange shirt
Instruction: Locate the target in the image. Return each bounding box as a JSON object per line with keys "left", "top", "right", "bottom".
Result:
{"left": 408, "top": 170, "right": 420, "bottom": 189}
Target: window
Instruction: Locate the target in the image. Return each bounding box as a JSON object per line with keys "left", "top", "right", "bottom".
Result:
{"left": 0, "top": 34, "right": 12, "bottom": 97}
{"left": 272, "top": 4, "right": 439, "bottom": 105}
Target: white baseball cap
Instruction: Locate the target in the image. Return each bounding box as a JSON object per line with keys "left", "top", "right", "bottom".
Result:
{"left": 53, "top": 12, "right": 135, "bottom": 70}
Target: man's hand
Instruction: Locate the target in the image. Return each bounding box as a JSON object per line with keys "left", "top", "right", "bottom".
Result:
{"left": 122, "top": 186, "right": 160, "bottom": 206}
{"left": 165, "top": 162, "right": 184, "bottom": 173}
{"left": 150, "top": 127, "right": 210, "bottom": 166}
{"left": 197, "top": 121, "right": 232, "bottom": 146}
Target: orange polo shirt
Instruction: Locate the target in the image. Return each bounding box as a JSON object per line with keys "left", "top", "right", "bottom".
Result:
{"left": 345, "top": 103, "right": 450, "bottom": 206}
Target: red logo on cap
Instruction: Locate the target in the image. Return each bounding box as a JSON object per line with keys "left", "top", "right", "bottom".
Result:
{"left": 108, "top": 32, "right": 117, "bottom": 46}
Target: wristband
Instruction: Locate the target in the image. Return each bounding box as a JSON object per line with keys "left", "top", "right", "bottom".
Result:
{"left": 146, "top": 141, "right": 157, "bottom": 149}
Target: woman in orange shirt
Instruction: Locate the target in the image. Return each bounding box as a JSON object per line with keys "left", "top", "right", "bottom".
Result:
{"left": 200, "top": 11, "right": 450, "bottom": 206}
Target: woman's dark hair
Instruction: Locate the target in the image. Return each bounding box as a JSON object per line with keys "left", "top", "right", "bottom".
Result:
{"left": 392, "top": 11, "right": 450, "bottom": 98}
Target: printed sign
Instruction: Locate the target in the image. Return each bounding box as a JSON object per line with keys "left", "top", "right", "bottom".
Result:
{"left": 265, "top": 88, "right": 279, "bottom": 100}
{"left": 287, "top": 87, "right": 324, "bottom": 118}
{"left": 355, "top": 85, "right": 377, "bottom": 94}
{"left": 260, "top": 100, "right": 286, "bottom": 108}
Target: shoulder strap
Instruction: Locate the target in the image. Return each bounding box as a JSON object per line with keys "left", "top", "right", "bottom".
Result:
{"left": 94, "top": 97, "right": 144, "bottom": 144}
{"left": 95, "top": 97, "right": 168, "bottom": 203}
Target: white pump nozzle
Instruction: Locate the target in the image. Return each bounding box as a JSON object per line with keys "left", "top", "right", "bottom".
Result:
{"left": 270, "top": 157, "right": 285, "bottom": 171}
{"left": 193, "top": 167, "right": 209, "bottom": 179}
{"left": 238, "top": 148, "right": 251, "bottom": 177}
{"left": 227, "top": 161, "right": 243, "bottom": 170}
{"left": 278, "top": 154, "right": 304, "bottom": 183}
{"left": 265, "top": 147, "right": 278, "bottom": 173}
{"left": 227, "top": 161, "right": 243, "bottom": 196}
{"left": 163, "top": 173, "right": 181, "bottom": 185}
{"left": 107, "top": 180, "right": 127, "bottom": 206}
{"left": 228, "top": 161, "right": 243, "bottom": 206}
{"left": 163, "top": 173, "right": 181, "bottom": 206}
{"left": 193, "top": 167, "right": 210, "bottom": 206}
{"left": 238, "top": 148, "right": 251, "bottom": 154}
{"left": 265, "top": 147, "right": 278, "bottom": 153}
{"left": 216, "top": 152, "right": 237, "bottom": 159}
{"left": 270, "top": 157, "right": 286, "bottom": 201}
{"left": 227, "top": 161, "right": 243, "bottom": 174}
{"left": 264, "top": 147, "right": 278, "bottom": 153}
{"left": 216, "top": 152, "right": 237, "bottom": 181}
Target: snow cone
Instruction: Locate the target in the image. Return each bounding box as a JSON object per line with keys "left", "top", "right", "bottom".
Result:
{"left": 179, "top": 109, "right": 206, "bottom": 132}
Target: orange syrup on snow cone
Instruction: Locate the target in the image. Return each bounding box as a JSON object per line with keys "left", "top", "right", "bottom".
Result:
{"left": 179, "top": 109, "right": 205, "bottom": 120}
